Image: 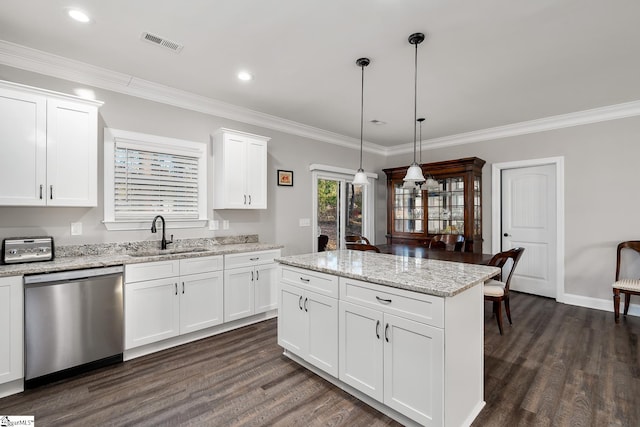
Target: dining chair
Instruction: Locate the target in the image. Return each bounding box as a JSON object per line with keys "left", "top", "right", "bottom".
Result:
{"left": 346, "top": 243, "right": 380, "bottom": 253}
{"left": 428, "top": 234, "right": 464, "bottom": 252}
{"left": 345, "top": 235, "right": 371, "bottom": 245}
{"left": 612, "top": 241, "right": 640, "bottom": 323}
{"left": 318, "top": 234, "right": 329, "bottom": 252}
{"left": 484, "top": 247, "right": 525, "bottom": 335}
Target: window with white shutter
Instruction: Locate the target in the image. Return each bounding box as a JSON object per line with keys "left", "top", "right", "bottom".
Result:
{"left": 103, "top": 128, "right": 207, "bottom": 230}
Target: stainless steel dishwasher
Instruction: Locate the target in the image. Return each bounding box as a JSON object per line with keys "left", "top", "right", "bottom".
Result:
{"left": 24, "top": 266, "right": 124, "bottom": 387}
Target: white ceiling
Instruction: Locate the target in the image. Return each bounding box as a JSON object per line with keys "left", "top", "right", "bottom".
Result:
{"left": 1, "top": 0, "right": 640, "bottom": 149}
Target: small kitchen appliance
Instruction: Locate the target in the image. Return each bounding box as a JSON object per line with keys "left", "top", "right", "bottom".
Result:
{"left": 2, "top": 236, "right": 55, "bottom": 264}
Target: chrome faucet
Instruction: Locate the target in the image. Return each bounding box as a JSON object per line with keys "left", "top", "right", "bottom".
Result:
{"left": 151, "top": 215, "right": 173, "bottom": 250}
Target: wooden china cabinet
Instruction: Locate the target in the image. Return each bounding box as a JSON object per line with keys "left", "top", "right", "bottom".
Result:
{"left": 383, "top": 157, "right": 485, "bottom": 252}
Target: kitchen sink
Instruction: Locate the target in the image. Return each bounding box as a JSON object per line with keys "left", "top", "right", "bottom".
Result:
{"left": 128, "top": 248, "right": 211, "bottom": 257}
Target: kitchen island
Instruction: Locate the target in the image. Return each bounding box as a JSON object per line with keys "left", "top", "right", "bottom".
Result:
{"left": 276, "top": 250, "right": 500, "bottom": 427}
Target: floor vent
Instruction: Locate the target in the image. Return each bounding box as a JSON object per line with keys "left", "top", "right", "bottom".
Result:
{"left": 141, "top": 32, "right": 184, "bottom": 53}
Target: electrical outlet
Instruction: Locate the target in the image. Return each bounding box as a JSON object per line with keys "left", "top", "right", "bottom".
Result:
{"left": 223, "top": 220, "right": 229, "bottom": 230}
{"left": 71, "top": 222, "right": 83, "bottom": 236}
{"left": 209, "top": 220, "right": 219, "bottom": 230}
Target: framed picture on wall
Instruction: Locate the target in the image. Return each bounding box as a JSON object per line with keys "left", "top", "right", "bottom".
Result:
{"left": 277, "top": 170, "right": 293, "bottom": 186}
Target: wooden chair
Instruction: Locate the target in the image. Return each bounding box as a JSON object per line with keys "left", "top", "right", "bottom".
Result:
{"left": 346, "top": 243, "right": 380, "bottom": 253}
{"left": 428, "top": 234, "right": 464, "bottom": 252}
{"left": 484, "top": 247, "right": 525, "bottom": 335}
{"left": 612, "top": 241, "right": 640, "bottom": 323}
{"left": 317, "top": 234, "right": 329, "bottom": 252}
{"left": 345, "top": 235, "right": 371, "bottom": 245}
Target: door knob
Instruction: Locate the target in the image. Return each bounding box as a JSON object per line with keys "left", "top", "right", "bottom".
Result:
{"left": 504, "top": 233, "right": 510, "bottom": 237}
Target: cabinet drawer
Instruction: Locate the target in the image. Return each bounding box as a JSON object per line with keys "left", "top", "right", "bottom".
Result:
{"left": 224, "top": 249, "right": 280, "bottom": 269}
{"left": 180, "top": 255, "right": 223, "bottom": 275}
{"left": 340, "top": 277, "right": 444, "bottom": 328}
{"left": 281, "top": 266, "right": 338, "bottom": 298}
{"left": 125, "top": 260, "right": 180, "bottom": 283}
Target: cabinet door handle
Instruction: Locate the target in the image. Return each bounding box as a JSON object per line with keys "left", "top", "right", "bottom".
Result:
{"left": 299, "top": 277, "right": 310, "bottom": 283}
{"left": 175, "top": 283, "right": 178, "bottom": 296}
{"left": 251, "top": 271, "right": 254, "bottom": 281}
{"left": 248, "top": 195, "right": 251, "bottom": 205}
{"left": 256, "top": 270, "right": 259, "bottom": 281}
{"left": 250, "top": 257, "right": 260, "bottom": 261}
{"left": 298, "top": 295, "right": 303, "bottom": 310}
{"left": 182, "top": 282, "right": 185, "bottom": 294}
{"left": 39, "top": 184, "right": 43, "bottom": 200}
{"left": 244, "top": 195, "right": 247, "bottom": 205}
{"left": 504, "top": 233, "right": 510, "bottom": 237}
{"left": 376, "top": 320, "right": 380, "bottom": 339}
{"left": 304, "top": 297, "right": 308, "bottom": 312}
{"left": 385, "top": 323, "right": 390, "bottom": 342}
{"left": 50, "top": 185, "right": 53, "bottom": 200}
{"left": 376, "top": 296, "right": 392, "bottom": 304}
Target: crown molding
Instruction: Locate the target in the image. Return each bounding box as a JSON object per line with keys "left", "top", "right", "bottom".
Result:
{"left": 388, "top": 100, "right": 640, "bottom": 156}
{"left": 0, "top": 40, "right": 388, "bottom": 156}
{"left": 2, "top": 40, "right": 639, "bottom": 158}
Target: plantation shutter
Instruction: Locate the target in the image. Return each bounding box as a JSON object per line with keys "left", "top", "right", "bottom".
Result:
{"left": 114, "top": 145, "right": 199, "bottom": 220}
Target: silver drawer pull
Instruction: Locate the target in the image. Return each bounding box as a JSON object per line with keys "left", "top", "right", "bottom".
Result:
{"left": 376, "top": 296, "right": 392, "bottom": 304}
{"left": 250, "top": 257, "right": 260, "bottom": 261}
{"left": 300, "top": 277, "right": 310, "bottom": 283}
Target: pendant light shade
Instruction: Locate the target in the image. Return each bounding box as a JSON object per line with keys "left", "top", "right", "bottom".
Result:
{"left": 403, "top": 32, "right": 426, "bottom": 186}
{"left": 353, "top": 57, "right": 370, "bottom": 186}
{"left": 417, "top": 117, "right": 439, "bottom": 191}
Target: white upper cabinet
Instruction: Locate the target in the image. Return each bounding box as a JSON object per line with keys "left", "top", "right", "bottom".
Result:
{"left": 213, "top": 128, "right": 269, "bottom": 209}
{"left": 0, "top": 80, "right": 102, "bottom": 207}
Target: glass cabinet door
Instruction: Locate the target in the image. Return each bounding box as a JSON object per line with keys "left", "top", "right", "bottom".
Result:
{"left": 427, "top": 177, "right": 464, "bottom": 235}
{"left": 392, "top": 183, "right": 423, "bottom": 234}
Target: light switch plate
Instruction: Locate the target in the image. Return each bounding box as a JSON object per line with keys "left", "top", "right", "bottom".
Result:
{"left": 223, "top": 220, "right": 229, "bottom": 230}
{"left": 71, "top": 222, "right": 83, "bottom": 236}
{"left": 209, "top": 220, "right": 219, "bottom": 230}
{"left": 299, "top": 218, "right": 311, "bottom": 227}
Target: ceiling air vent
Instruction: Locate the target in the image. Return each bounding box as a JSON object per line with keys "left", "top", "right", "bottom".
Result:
{"left": 141, "top": 32, "right": 184, "bottom": 53}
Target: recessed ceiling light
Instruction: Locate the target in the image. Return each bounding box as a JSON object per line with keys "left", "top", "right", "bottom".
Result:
{"left": 238, "top": 71, "right": 253, "bottom": 81}
{"left": 68, "top": 9, "right": 91, "bottom": 23}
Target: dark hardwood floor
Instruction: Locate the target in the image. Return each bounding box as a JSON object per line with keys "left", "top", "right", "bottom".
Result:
{"left": 1, "top": 292, "right": 639, "bottom": 426}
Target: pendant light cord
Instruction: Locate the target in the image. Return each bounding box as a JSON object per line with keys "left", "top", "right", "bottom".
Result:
{"left": 360, "top": 62, "right": 364, "bottom": 170}
{"left": 413, "top": 40, "right": 418, "bottom": 164}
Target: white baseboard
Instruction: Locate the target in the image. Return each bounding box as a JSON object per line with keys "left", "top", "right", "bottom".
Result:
{"left": 561, "top": 292, "right": 640, "bottom": 317}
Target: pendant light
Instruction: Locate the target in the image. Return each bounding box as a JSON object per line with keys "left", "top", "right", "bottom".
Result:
{"left": 352, "top": 57, "right": 370, "bottom": 186}
{"left": 403, "top": 32, "right": 426, "bottom": 186}
{"left": 417, "top": 117, "right": 439, "bottom": 191}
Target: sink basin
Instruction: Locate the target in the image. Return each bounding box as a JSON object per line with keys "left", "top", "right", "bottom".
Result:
{"left": 128, "top": 248, "right": 211, "bottom": 257}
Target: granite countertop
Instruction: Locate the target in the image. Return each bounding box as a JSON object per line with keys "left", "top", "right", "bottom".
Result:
{"left": 276, "top": 250, "right": 500, "bottom": 297}
{"left": 0, "top": 240, "right": 283, "bottom": 278}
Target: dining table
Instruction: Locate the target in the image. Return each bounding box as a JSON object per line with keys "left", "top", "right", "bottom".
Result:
{"left": 375, "top": 243, "right": 495, "bottom": 265}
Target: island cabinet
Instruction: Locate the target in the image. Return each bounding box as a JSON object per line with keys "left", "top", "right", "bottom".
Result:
{"left": 224, "top": 249, "right": 281, "bottom": 322}
{"left": 124, "top": 255, "right": 224, "bottom": 349}
{"left": 0, "top": 275, "right": 23, "bottom": 398}
{"left": 0, "top": 80, "right": 102, "bottom": 207}
{"left": 213, "top": 128, "right": 270, "bottom": 209}
{"left": 277, "top": 266, "right": 339, "bottom": 377}
{"left": 339, "top": 278, "right": 445, "bottom": 426}
{"left": 276, "top": 250, "right": 496, "bottom": 427}
{"left": 383, "top": 157, "right": 485, "bottom": 252}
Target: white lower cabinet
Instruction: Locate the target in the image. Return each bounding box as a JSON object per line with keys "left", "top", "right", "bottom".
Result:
{"left": 125, "top": 256, "right": 223, "bottom": 349}
{"left": 279, "top": 283, "right": 339, "bottom": 376}
{"left": 339, "top": 301, "right": 444, "bottom": 426}
{"left": 339, "top": 280, "right": 444, "bottom": 426}
{"left": 224, "top": 250, "right": 280, "bottom": 322}
{"left": 0, "top": 276, "right": 23, "bottom": 389}
{"left": 278, "top": 266, "right": 339, "bottom": 377}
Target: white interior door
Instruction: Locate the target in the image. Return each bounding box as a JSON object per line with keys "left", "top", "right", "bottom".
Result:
{"left": 501, "top": 164, "right": 557, "bottom": 298}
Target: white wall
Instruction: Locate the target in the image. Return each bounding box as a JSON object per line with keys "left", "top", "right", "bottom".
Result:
{"left": 0, "top": 65, "right": 386, "bottom": 256}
